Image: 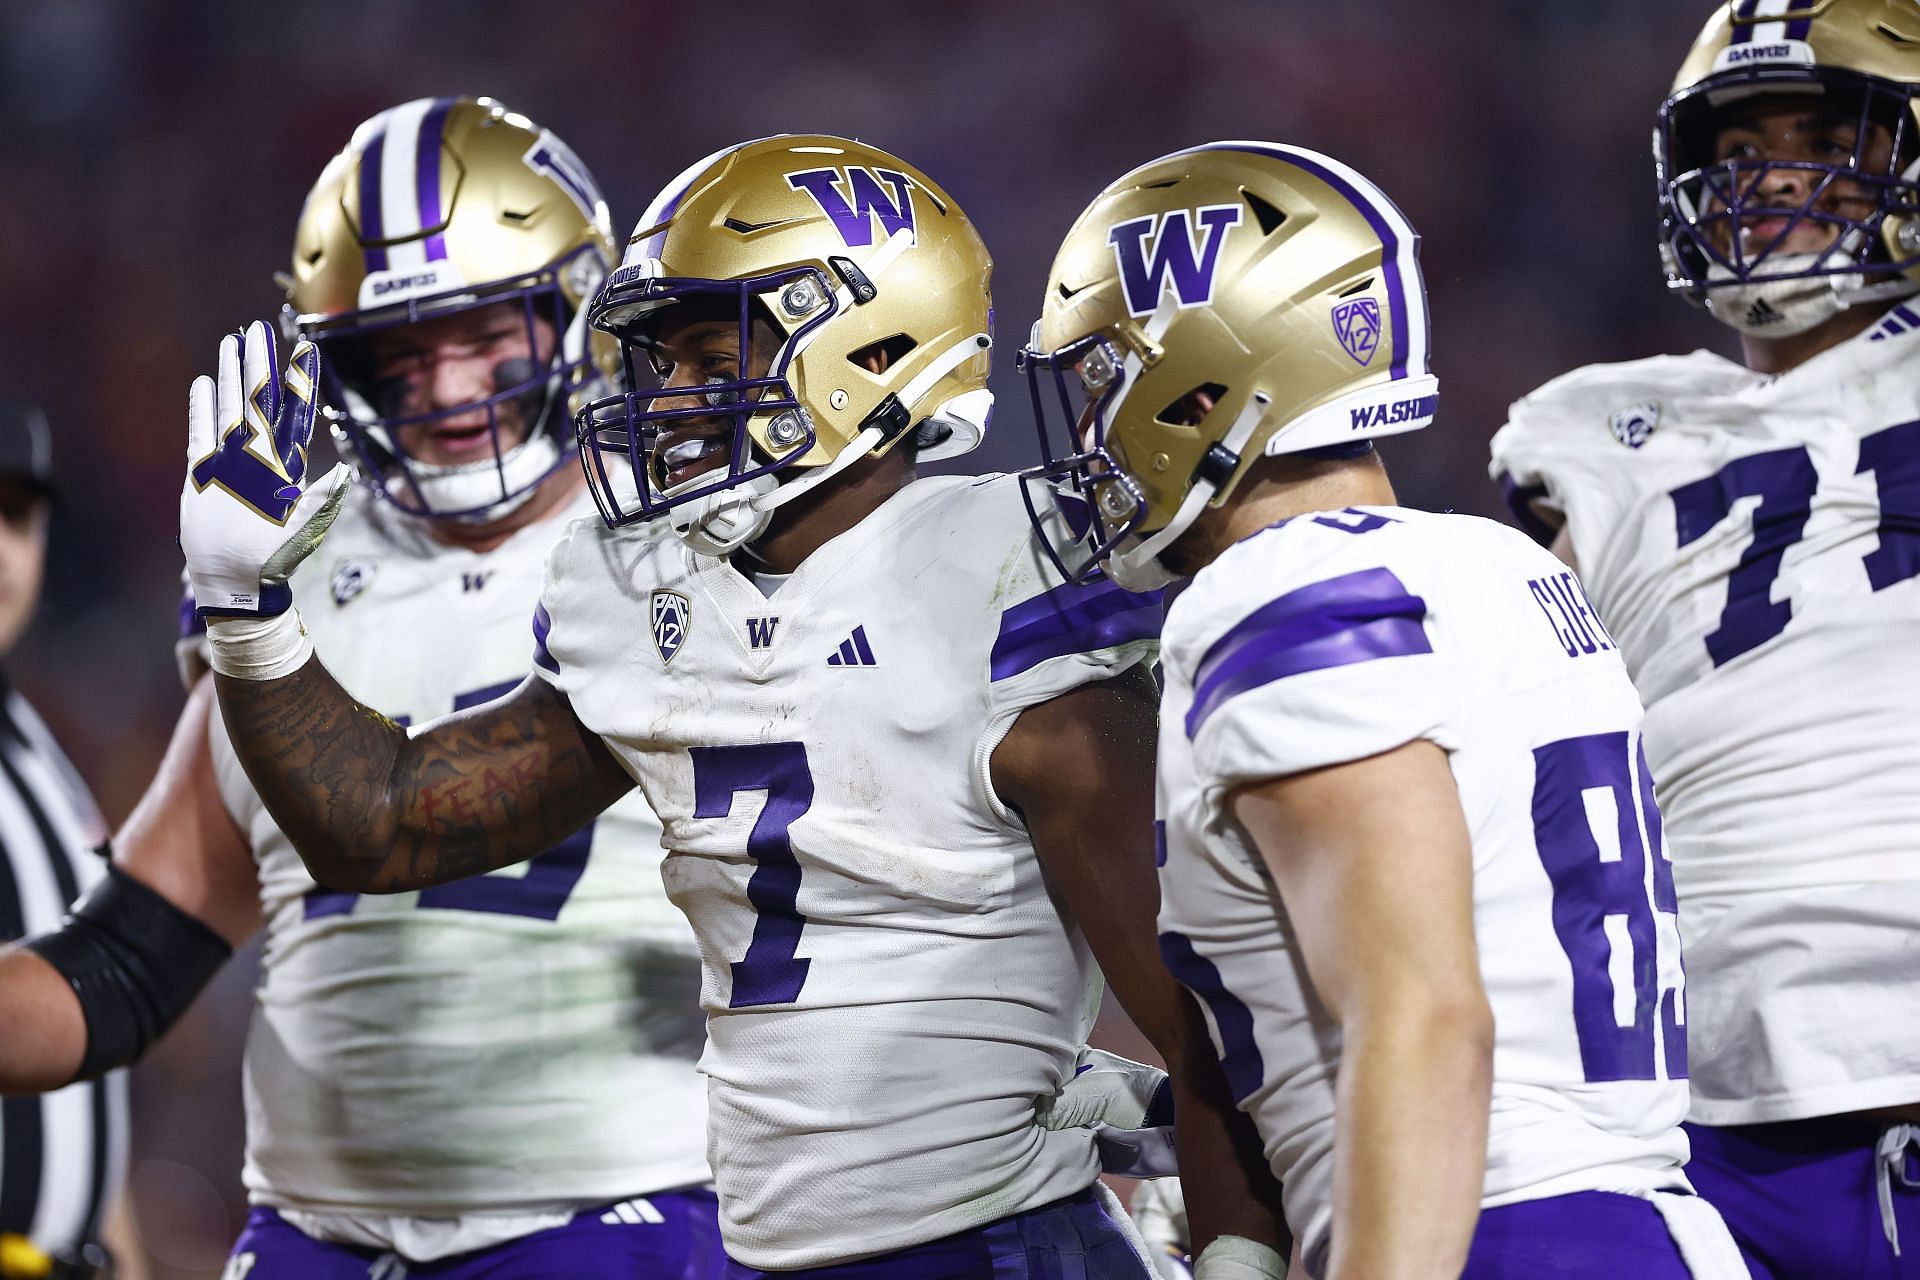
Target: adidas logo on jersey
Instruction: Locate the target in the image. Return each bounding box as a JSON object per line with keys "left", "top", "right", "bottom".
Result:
{"left": 1744, "top": 296, "right": 1785, "bottom": 328}
{"left": 826, "top": 625, "right": 878, "bottom": 667}
{"left": 600, "top": 1198, "right": 665, "bottom": 1226}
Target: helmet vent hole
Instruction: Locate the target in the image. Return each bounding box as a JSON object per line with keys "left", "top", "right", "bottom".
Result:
{"left": 1140, "top": 180, "right": 1179, "bottom": 190}
{"left": 305, "top": 249, "right": 324, "bottom": 266}
{"left": 1157, "top": 383, "right": 1228, "bottom": 427}
{"left": 1242, "top": 190, "right": 1288, "bottom": 236}
{"left": 1877, "top": 22, "right": 1920, "bottom": 44}
{"left": 1338, "top": 276, "right": 1375, "bottom": 298}
{"left": 849, "top": 333, "right": 917, "bottom": 374}
{"left": 501, "top": 209, "right": 534, "bottom": 223}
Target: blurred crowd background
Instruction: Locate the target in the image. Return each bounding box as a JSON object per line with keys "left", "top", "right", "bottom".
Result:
{"left": 0, "top": 1, "right": 1722, "bottom": 1274}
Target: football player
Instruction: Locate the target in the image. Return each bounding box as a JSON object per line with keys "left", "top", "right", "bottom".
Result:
{"left": 177, "top": 134, "right": 1278, "bottom": 1277}
{"left": 1490, "top": 3, "right": 1920, "bottom": 1275}
{"left": 1019, "top": 142, "right": 1751, "bottom": 1279}
{"left": 0, "top": 98, "right": 725, "bottom": 1278}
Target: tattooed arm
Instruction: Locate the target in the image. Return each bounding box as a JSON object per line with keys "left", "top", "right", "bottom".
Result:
{"left": 214, "top": 660, "right": 634, "bottom": 893}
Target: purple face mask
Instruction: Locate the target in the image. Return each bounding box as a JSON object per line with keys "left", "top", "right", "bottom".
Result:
{"left": 1015, "top": 331, "right": 1150, "bottom": 586}
{"left": 303, "top": 244, "right": 604, "bottom": 521}
{"left": 573, "top": 266, "right": 832, "bottom": 530}
{"left": 1656, "top": 65, "right": 1920, "bottom": 297}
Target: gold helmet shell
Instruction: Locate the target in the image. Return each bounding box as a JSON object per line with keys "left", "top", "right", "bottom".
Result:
{"left": 1656, "top": 0, "right": 1920, "bottom": 302}
{"left": 577, "top": 134, "right": 994, "bottom": 541}
{"left": 1020, "top": 142, "right": 1437, "bottom": 589}
{"left": 285, "top": 96, "right": 620, "bottom": 519}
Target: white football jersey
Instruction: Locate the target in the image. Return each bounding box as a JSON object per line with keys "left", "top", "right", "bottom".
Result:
{"left": 203, "top": 485, "right": 710, "bottom": 1235}
{"left": 534, "top": 473, "right": 1161, "bottom": 1269}
{"left": 1156, "top": 507, "right": 1694, "bottom": 1278}
{"left": 1492, "top": 318, "right": 1920, "bottom": 1123}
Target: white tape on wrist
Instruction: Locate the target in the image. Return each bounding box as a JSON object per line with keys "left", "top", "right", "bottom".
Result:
{"left": 206, "top": 610, "right": 313, "bottom": 681}
{"left": 1192, "top": 1236, "right": 1287, "bottom": 1280}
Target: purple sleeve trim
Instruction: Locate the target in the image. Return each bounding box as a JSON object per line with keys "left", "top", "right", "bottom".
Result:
{"left": 1159, "top": 929, "right": 1265, "bottom": 1105}
{"left": 1497, "top": 471, "right": 1560, "bottom": 548}
{"left": 532, "top": 602, "right": 559, "bottom": 675}
{"left": 988, "top": 579, "right": 1162, "bottom": 683}
{"left": 1185, "top": 567, "right": 1431, "bottom": 738}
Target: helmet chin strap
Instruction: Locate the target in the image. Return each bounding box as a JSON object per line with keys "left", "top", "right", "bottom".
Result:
{"left": 1106, "top": 391, "right": 1272, "bottom": 592}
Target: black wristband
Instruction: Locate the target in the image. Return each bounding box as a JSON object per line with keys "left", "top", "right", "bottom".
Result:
{"left": 23, "top": 864, "right": 232, "bottom": 1079}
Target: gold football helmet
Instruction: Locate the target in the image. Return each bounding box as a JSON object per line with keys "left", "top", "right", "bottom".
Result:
{"left": 576, "top": 134, "right": 993, "bottom": 554}
{"left": 284, "top": 96, "right": 618, "bottom": 520}
{"left": 1656, "top": 0, "right": 1920, "bottom": 328}
{"left": 1019, "top": 142, "right": 1437, "bottom": 590}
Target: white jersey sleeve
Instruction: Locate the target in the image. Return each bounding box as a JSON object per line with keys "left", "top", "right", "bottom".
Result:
{"left": 1172, "top": 510, "right": 1457, "bottom": 810}
{"left": 202, "top": 488, "right": 708, "bottom": 1246}
{"left": 534, "top": 474, "right": 1159, "bottom": 1269}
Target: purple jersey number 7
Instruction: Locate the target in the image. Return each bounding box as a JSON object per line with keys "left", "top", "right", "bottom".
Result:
{"left": 690, "top": 742, "right": 816, "bottom": 1008}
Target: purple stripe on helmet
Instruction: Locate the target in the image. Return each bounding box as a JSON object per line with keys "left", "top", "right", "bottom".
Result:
{"left": 1186, "top": 566, "right": 1431, "bottom": 737}
{"left": 359, "top": 126, "right": 389, "bottom": 272}
{"left": 533, "top": 602, "right": 559, "bottom": 674}
{"left": 1730, "top": 0, "right": 1763, "bottom": 42}
{"left": 415, "top": 97, "right": 454, "bottom": 262}
{"left": 1154, "top": 818, "right": 1167, "bottom": 867}
{"left": 989, "top": 578, "right": 1162, "bottom": 682}
{"left": 1200, "top": 143, "right": 1418, "bottom": 380}
{"left": 1784, "top": 15, "right": 1813, "bottom": 40}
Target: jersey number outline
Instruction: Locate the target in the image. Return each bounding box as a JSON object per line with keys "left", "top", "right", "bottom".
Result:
{"left": 302, "top": 679, "right": 594, "bottom": 922}
{"left": 690, "top": 742, "right": 815, "bottom": 1007}
{"left": 1669, "top": 418, "right": 1920, "bottom": 667}
{"left": 1530, "top": 730, "right": 1686, "bottom": 1084}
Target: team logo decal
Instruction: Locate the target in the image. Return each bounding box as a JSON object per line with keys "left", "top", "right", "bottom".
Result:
{"left": 330, "top": 559, "right": 376, "bottom": 607}
{"left": 787, "top": 167, "right": 918, "bottom": 248}
{"left": 650, "top": 589, "right": 692, "bottom": 665}
{"left": 1609, "top": 401, "right": 1660, "bottom": 449}
{"left": 1331, "top": 298, "right": 1383, "bottom": 367}
{"left": 1107, "top": 204, "right": 1243, "bottom": 318}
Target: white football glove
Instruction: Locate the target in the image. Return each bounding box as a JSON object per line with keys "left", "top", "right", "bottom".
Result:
{"left": 1130, "top": 1178, "right": 1192, "bottom": 1279}
{"left": 181, "top": 320, "right": 351, "bottom": 622}
{"left": 1037, "top": 1046, "right": 1178, "bottom": 1177}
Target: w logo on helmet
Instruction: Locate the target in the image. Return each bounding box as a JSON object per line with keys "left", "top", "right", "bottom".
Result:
{"left": 1107, "top": 205, "right": 1243, "bottom": 318}
{"left": 787, "top": 167, "right": 918, "bottom": 248}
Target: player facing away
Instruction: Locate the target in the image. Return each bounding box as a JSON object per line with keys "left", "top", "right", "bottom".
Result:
{"left": 0, "top": 98, "right": 724, "bottom": 1278}
{"left": 178, "top": 134, "right": 1281, "bottom": 1278}
{"left": 1491, "top": 2, "right": 1920, "bottom": 1275}
{"left": 1019, "top": 142, "right": 1754, "bottom": 1280}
